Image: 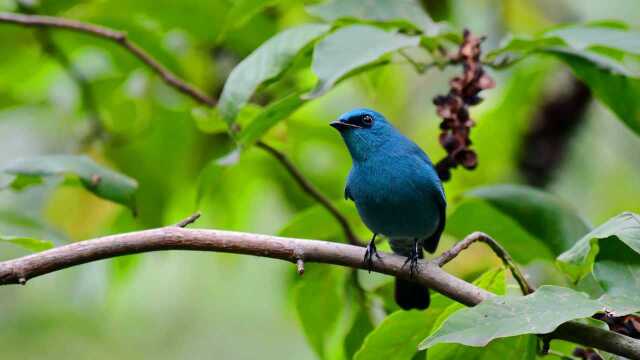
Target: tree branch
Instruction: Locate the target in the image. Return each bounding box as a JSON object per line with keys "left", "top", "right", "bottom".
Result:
{"left": 0, "top": 227, "right": 638, "bottom": 358}
{"left": 435, "top": 231, "right": 534, "bottom": 295}
{"left": 256, "top": 141, "right": 361, "bottom": 246}
{"left": 0, "top": 12, "right": 216, "bottom": 106}
{"left": 0, "top": 11, "right": 360, "bottom": 246}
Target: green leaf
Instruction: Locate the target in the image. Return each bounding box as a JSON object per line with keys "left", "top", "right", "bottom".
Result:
{"left": 218, "top": 24, "right": 330, "bottom": 124}
{"left": 354, "top": 294, "right": 450, "bottom": 360}
{"left": 446, "top": 200, "right": 555, "bottom": 263}
{"left": 426, "top": 334, "right": 537, "bottom": 360}
{"left": 554, "top": 51, "right": 640, "bottom": 135}
{"left": 0, "top": 234, "right": 53, "bottom": 252}
{"left": 305, "top": 25, "right": 420, "bottom": 98}
{"left": 344, "top": 305, "right": 375, "bottom": 360}
{"left": 2, "top": 155, "right": 138, "bottom": 211}
{"left": 196, "top": 150, "right": 239, "bottom": 204}
{"left": 278, "top": 201, "right": 360, "bottom": 241}
{"left": 294, "top": 265, "right": 346, "bottom": 358}
{"left": 545, "top": 24, "right": 640, "bottom": 55}
{"left": 593, "top": 237, "right": 640, "bottom": 315}
{"left": 307, "top": 0, "right": 441, "bottom": 36}
{"left": 420, "top": 286, "right": 603, "bottom": 349}
{"left": 557, "top": 212, "right": 640, "bottom": 282}
{"left": 466, "top": 184, "right": 591, "bottom": 255}
{"left": 236, "top": 92, "right": 306, "bottom": 147}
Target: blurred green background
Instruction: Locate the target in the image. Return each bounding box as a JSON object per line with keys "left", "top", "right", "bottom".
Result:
{"left": 0, "top": 0, "right": 639, "bottom": 359}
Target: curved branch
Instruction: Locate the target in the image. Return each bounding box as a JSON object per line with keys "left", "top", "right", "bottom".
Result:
{"left": 0, "top": 12, "right": 216, "bottom": 106}
{"left": 0, "top": 226, "right": 638, "bottom": 359}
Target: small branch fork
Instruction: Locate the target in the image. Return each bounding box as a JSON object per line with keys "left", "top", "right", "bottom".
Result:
{"left": 435, "top": 231, "right": 534, "bottom": 295}
{"left": 0, "top": 224, "right": 638, "bottom": 359}
{"left": 0, "top": 11, "right": 360, "bottom": 246}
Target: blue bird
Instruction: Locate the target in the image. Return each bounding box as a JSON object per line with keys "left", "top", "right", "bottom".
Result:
{"left": 330, "top": 108, "right": 446, "bottom": 310}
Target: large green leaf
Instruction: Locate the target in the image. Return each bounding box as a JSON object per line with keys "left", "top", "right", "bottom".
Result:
{"left": 307, "top": 0, "right": 441, "bottom": 36}
{"left": 419, "top": 286, "right": 603, "bottom": 349}
{"left": 593, "top": 232, "right": 640, "bottom": 315}
{"left": 354, "top": 294, "right": 450, "bottom": 360}
{"left": 426, "top": 269, "right": 537, "bottom": 360}
{"left": 546, "top": 24, "right": 640, "bottom": 55}
{"left": 344, "top": 304, "right": 375, "bottom": 360}
{"left": 466, "top": 185, "right": 591, "bottom": 255}
{"left": 236, "top": 92, "right": 306, "bottom": 147}
{"left": 1, "top": 155, "right": 138, "bottom": 211}
{"left": 557, "top": 212, "right": 640, "bottom": 282}
{"left": 305, "top": 25, "right": 420, "bottom": 98}
{"left": 0, "top": 234, "right": 53, "bottom": 252}
{"left": 218, "top": 24, "right": 330, "bottom": 124}
{"left": 294, "top": 265, "right": 346, "bottom": 359}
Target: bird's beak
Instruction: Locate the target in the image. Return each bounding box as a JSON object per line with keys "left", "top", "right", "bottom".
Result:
{"left": 330, "top": 120, "right": 361, "bottom": 131}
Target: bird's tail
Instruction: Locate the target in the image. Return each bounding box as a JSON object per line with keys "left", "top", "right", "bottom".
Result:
{"left": 390, "top": 239, "right": 430, "bottom": 310}
{"left": 395, "top": 277, "right": 430, "bottom": 310}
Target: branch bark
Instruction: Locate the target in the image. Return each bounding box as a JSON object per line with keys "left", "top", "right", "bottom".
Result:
{"left": 0, "top": 226, "right": 638, "bottom": 359}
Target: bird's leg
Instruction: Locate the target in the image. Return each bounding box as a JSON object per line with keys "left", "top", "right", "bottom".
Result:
{"left": 363, "top": 233, "right": 381, "bottom": 273}
{"left": 402, "top": 238, "right": 421, "bottom": 279}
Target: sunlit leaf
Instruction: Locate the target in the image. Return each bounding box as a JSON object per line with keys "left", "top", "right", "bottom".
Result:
{"left": 218, "top": 24, "right": 330, "bottom": 124}
{"left": 1, "top": 155, "right": 138, "bottom": 212}
{"left": 278, "top": 201, "right": 360, "bottom": 241}
{"left": 419, "top": 286, "right": 603, "bottom": 349}
{"left": 0, "top": 234, "right": 53, "bottom": 252}
{"left": 236, "top": 92, "right": 305, "bottom": 147}
{"left": 305, "top": 25, "right": 420, "bottom": 98}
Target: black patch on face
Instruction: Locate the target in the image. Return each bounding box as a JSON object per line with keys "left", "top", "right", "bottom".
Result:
{"left": 347, "top": 113, "right": 374, "bottom": 128}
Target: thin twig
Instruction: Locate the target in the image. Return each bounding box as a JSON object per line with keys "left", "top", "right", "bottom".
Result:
{"left": 256, "top": 141, "right": 361, "bottom": 246}
{"left": 175, "top": 212, "right": 201, "bottom": 228}
{"left": 435, "top": 231, "right": 534, "bottom": 295}
{"left": 0, "top": 12, "right": 216, "bottom": 106}
{"left": 0, "top": 11, "right": 359, "bottom": 248}
{"left": 0, "top": 227, "right": 637, "bottom": 358}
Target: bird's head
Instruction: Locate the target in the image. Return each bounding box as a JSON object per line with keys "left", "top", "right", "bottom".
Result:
{"left": 330, "top": 108, "right": 398, "bottom": 161}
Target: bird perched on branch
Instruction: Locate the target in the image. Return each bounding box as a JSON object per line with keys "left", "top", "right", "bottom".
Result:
{"left": 331, "top": 108, "right": 446, "bottom": 310}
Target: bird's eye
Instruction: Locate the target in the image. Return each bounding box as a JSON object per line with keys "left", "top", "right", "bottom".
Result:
{"left": 362, "top": 115, "right": 373, "bottom": 126}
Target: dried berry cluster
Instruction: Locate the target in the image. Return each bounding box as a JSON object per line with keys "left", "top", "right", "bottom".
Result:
{"left": 434, "top": 29, "right": 495, "bottom": 181}
{"left": 573, "top": 313, "right": 640, "bottom": 360}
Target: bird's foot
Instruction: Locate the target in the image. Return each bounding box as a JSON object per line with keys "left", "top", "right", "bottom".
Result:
{"left": 402, "top": 239, "right": 421, "bottom": 279}
{"left": 363, "top": 235, "right": 381, "bottom": 273}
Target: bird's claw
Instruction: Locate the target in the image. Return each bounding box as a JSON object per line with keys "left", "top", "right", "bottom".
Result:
{"left": 401, "top": 239, "right": 421, "bottom": 279}
{"left": 363, "top": 240, "right": 381, "bottom": 273}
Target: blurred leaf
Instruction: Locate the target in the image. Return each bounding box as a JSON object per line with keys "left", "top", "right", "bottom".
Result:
{"left": 307, "top": 0, "right": 441, "bottom": 36}
{"left": 218, "top": 0, "right": 280, "bottom": 39}
{"left": 236, "top": 91, "right": 305, "bottom": 147}
{"left": 294, "top": 265, "right": 346, "bottom": 359}
{"left": 1, "top": 155, "right": 138, "bottom": 212}
{"left": 466, "top": 185, "right": 591, "bottom": 255}
{"left": 190, "top": 106, "right": 227, "bottom": 134}
{"left": 354, "top": 294, "right": 450, "bottom": 360}
{"left": 593, "top": 237, "right": 640, "bottom": 315}
{"left": 0, "top": 234, "right": 53, "bottom": 252}
{"left": 196, "top": 150, "right": 239, "bottom": 204}
{"left": 419, "top": 286, "right": 602, "bottom": 349}
{"left": 344, "top": 305, "right": 374, "bottom": 360}
{"left": 446, "top": 200, "right": 556, "bottom": 263}
{"left": 305, "top": 25, "right": 420, "bottom": 98}
{"left": 278, "top": 201, "right": 359, "bottom": 241}
{"left": 218, "top": 24, "right": 330, "bottom": 124}
{"left": 557, "top": 212, "right": 640, "bottom": 282}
